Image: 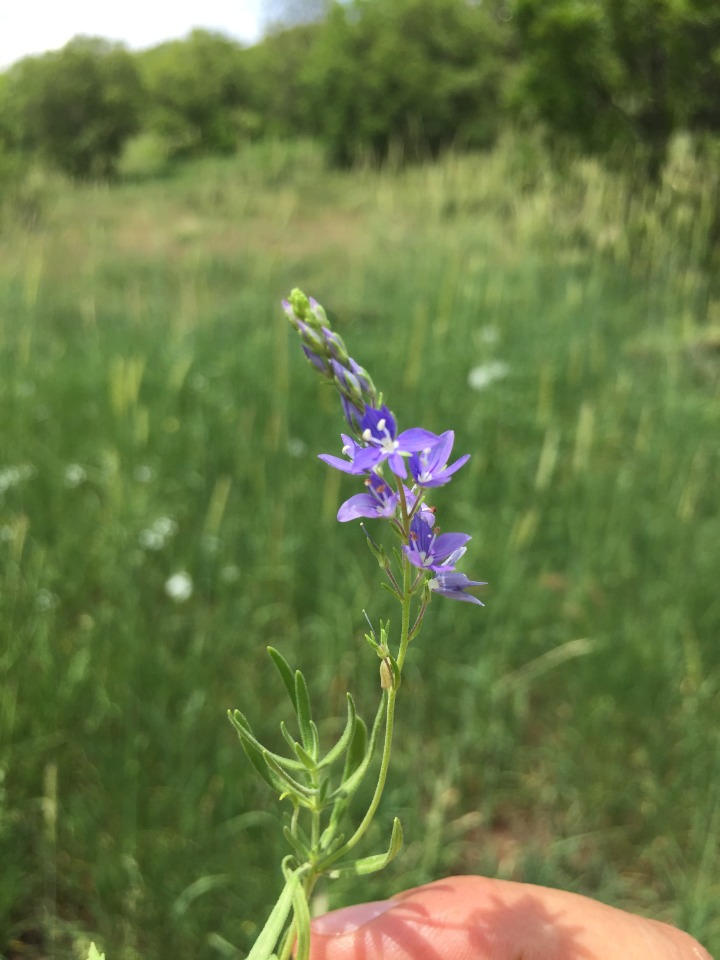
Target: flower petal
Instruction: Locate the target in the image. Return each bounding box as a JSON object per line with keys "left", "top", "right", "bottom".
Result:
{"left": 397, "top": 427, "right": 440, "bottom": 452}
{"left": 337, "top": 493, "right": 382, "bottom": 522}
{"left": 429, "top": 572, "right": 486, "bottom": 604}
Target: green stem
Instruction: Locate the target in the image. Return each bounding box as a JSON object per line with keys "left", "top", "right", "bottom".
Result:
{"left": 316, "top": 552, "right": 414, "bottom": 869}
{"left": 333, "top": 482, "right": 416, "bottom": 852}
{"left": 338, "top": 685, "right": 397, "bottom": 858}
{"left": 270, "top": 482, "right": 420, "bottom": 956}
{"left": 397, "top": 553, "right": 412, "bottom": 670}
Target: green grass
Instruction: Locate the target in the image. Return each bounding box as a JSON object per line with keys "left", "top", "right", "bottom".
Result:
{"left": 1, "top": 134, "right": 719, "bottom": 958}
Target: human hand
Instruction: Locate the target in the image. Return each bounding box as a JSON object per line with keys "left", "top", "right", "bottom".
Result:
{"left": 308, "top": 875, "right": 713, "bottom": 959}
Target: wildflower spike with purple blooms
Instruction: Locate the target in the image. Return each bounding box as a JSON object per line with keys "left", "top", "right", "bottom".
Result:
{"left": 428, "top": 571, "right": 486, "bottom": 605}
{"left": 408, "top": 431, "right": 470, "bottom": 487}
{"left": 403, "top": 514, "right": 471, "bottom": 572}
{"left": 287, "top": 289, "right": 484, "bottom": 611}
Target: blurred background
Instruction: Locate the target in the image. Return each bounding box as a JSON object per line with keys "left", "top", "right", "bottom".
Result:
{"left": 0, "top": 1, "right": 719, "bottom": 957}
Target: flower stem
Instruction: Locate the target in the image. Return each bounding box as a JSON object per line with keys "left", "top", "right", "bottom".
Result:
{"left": 317, "top": 550, "right": 414, "bottom": 868}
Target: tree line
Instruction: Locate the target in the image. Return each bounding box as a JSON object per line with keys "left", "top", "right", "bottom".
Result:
{"left": 0, "top": 0, "right": 718, "bottom": 180}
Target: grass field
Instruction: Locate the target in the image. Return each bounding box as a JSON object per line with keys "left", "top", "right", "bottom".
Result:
{"left": 1, "top": 134, "right": 719, "bottom": 959}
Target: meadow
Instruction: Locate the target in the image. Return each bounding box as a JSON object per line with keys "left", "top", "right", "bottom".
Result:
{"left": 0, "top": 134, "right": 719, "bottom": 958}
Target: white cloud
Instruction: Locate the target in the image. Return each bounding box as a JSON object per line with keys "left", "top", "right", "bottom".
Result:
{"left": 0, "top": 0, "right": 264, "bottom": 69}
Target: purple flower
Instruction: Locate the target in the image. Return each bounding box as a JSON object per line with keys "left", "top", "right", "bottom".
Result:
{"left": 408, "top": 431, "right": 470, "bottom": 488}
{"left": 403, "top": 515, "right": 471, "bottom": 572}
{"left": 351, "top": 406, "right": 438, "bottom": 478}
{"left": 337, "top": 474, "right": 399, "bottom": 522}
{"left": 428, "top": 571, "right": 486, "bottom": 605}
{"left": 318, "top": 434, "right": 365, "bottom": 474}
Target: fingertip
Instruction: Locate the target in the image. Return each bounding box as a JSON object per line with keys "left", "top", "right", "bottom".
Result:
{"left": 311, "top": 899, "right": 396, "bottom": 937}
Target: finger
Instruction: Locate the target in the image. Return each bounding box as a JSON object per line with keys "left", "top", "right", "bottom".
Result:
{"left": 308, "top": 875, "right": 713, "bottom": 960}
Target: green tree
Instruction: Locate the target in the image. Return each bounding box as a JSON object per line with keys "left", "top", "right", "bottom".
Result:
{"left": 304, "top": 0, "right": 514, "bottom": 166}
{"left": 239, "top": 22, "right": 323, "bottom": 139}
{"left": 1, "top": 36, "right": 143, "bottom": 179}
{"left": 512, "top": 0, "right": 720, "bottom": 174}
{"left": 137, "top": 30, "right": 249, "bottom": 158}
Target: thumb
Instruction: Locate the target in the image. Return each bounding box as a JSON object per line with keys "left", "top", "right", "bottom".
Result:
{"left": 308, "top": 876, "right": 712, "bottom": 960}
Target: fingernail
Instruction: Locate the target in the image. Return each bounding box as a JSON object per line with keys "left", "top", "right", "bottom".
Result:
{"left": 312, "top": 899, "right": 396, "bottom": 936}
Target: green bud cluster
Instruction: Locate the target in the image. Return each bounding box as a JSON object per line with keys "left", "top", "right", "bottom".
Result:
{"left": 284, "top": 288, "right": 380, "bottom": 429}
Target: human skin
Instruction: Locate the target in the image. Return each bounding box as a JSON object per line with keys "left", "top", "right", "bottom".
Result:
{"left": 308, "top": 875, "right": 713, "bottom": 960}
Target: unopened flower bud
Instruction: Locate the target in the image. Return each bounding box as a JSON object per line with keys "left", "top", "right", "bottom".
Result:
{"left": 349, "top": 359, "right": 378, "bottom": 406}
{"left": 331, "top": 360, "right": 364, "bottom": 408}
{"left": 323, "top": 327, "right": 350, "bottom": 366}
{"left": 309, "top": 297, "right": 329, "bottom": 328}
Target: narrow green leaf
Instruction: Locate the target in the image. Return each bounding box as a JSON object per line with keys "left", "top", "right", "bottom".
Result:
{"left": 336, "top": 698, "right": 385, "bottom": 797}
{"left": 327, "top": 818, "right": 403, "bottom": 878}
{"left": 280, "top": 720, "right": 298, "bottom": 754}
{"left": 317, "top": 773, "right": 332, "bottom": 807}
{"left": 293, "top": 740, "right": 317, "bottom": 772}
{"left": 341, "top": 695, "right": 385, "bottom": 794}
{"left": 229, "top": 711, "right": 306, "bottom": 774}
{"left": 229, "top": 712, "right": 284, "bottom": 792}
{"left": 318, "top": 829, "right": 346, "bottom": 857}
{"left": 294, "top": 671, "right": 314, "bottom": 756}
{"left": 342, "top": 713, "right": 368, "bottom": 783}
{"left": 380, "top": 581, "right": 402, "bottom": 600}
{"left": 268, "top": 647, "right": 297, "bottom": 711}
{"left": 309, "top": 719, "right": 320, "bottom": 759}
{"left": 228, "top": 707, "right": 251, "bottom": 734}
{"left": 318, "top": 695, "right": 357, "bottom": 770}
{"left": 283, "top": 825, "right": 311, "bottom": 860}
{"left": 327, "top": 697, "right": 385, "bottom": 831}
{"left": 364, "top": 632, "right": 383, "bottom": 655}
{"left": 246, "top": 872, "right": 299, "bottom": 960}
{"left": 263, "top": 751, "right": 316, "bottom": 800}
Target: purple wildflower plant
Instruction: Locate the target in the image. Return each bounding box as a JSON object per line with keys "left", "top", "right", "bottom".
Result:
{"left": 232, "top": 292, "right": 487, "bottom": 960}
{"left": 286, "top": 287, "right": 484, "bottom": 609}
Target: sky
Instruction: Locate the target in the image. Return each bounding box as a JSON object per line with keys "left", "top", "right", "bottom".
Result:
{"left": 0, "top": 0, "right": 265, "bottom": 69}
